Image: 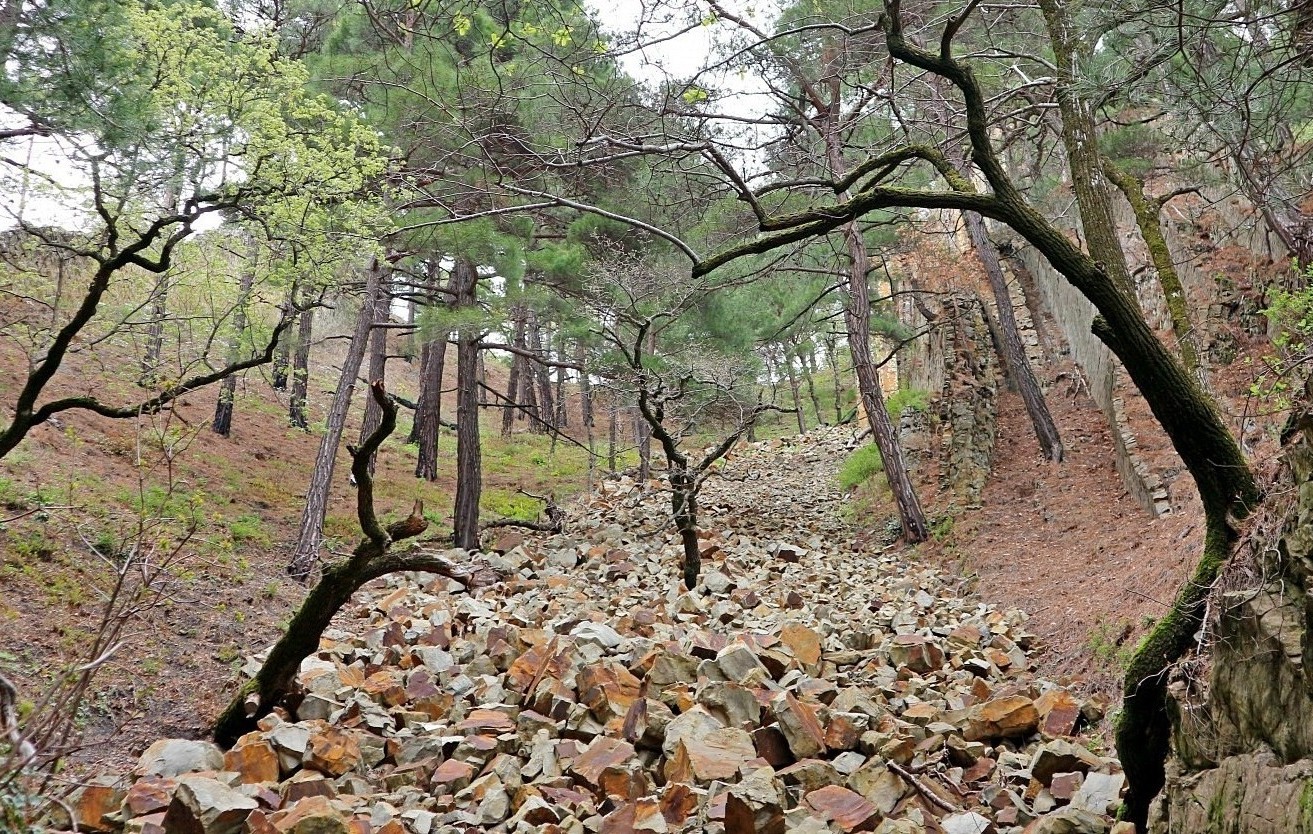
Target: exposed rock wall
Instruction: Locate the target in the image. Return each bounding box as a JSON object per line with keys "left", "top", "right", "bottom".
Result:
{"left": 896, "top": 290, "right": 998, "bottom": 506}
{"left": 1011, "top": 245, "right": 1171, "bottom": 516}
{"left": 1151, "top": 429, "right": 1313, "bottom": 832}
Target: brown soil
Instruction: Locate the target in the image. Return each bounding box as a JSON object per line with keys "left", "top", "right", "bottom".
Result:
{"left": 946, "top": 383, "right": 1206, "bottom": 701}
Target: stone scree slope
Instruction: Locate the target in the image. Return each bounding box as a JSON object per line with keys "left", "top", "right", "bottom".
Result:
{"left": 63, "top": 427, "right": 1129, "bottom": 834}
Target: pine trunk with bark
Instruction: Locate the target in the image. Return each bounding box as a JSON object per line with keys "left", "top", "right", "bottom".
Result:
{"left": 287, "top": 260, "right": 384, "bottom": 581}
{"left": 357, "top": 270, "right": 391, "bottom": 477}
{"left": 964, "top": 210, "right": 1064, "bottom": 461}
{"left": 140, "top": 274, "right": 170, "bottom": 387}
{"left": 502, "top": 305, "right": 527, "bottom": 438}
{"left": 451, "top": 258, "right": 482, "bottom": 551}
{"left": 213, "top": 253, "right": 257, "bottom": 438}
{"left": 783, "top": 346, "right": 806, "bottom": 434}
{"left": 288, "top": 291, "right": 314, "bottom": 431}
{"left": 271, "top": 284, "right": 296, "bottom": 392}
{"left": 413, "top": 338, "right": 447, "bottom": 481}
{"left": 1103, "top": 161, "right": 1201, "bottom": 376}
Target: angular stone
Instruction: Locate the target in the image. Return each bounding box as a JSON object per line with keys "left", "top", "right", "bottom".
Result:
{"left": 779, "top": 623, "right": 823, "bottom": 673}
{"left": 964, "top": 695, "right": 1039, "bottom": 741}
{"left": 430, "top": 758, "right": 476, "bottom": 795}
{"left": 1036, "top": 689, "right": 1081, "bottom": 738}
{"left": 771, "top": 692, "right": 826, "bottom": 759}
{"left": 847, "top": 762, "right": 906, "bottom": 815}
{"left": 225, "top": 734, "right": 280, "bottom": 784}
{"left": 1030, "top": 807, "right": 1110, "bottom": 834}
{"left": 135, "top": 739, "right": 224, "bottom": 778}
{"left": 888, "top": 635, "right": 945, "bottom": 675}
{"left": 802, "top": 785, "right": 880, "bottom": 832}
{"left": 665, "top": 727, "right": 756, "bottom": 784}
{"left": 71, "top": 777, "right": 125, "bottom": 833}
{"left": 161, "top": 775, "right": 258, "bottom": 834}
{"left": 578, "top": 662, "right": 642, "bottom": 718}
{"left": 941, "top": 811, "right": 994, "bottom": 834}
{"left": 569, "top": 736, "right": 637, "bottom": 790}
{"left": 269, "top": 795, "right": 349, "bottom": 833}
{"left": 305, "top": 727, "right": 361, "bottom": 777}
{"left": 1030, "top": 740, "right": 1102, "bottom": 785}
{"left": 1071, "top": 771, "right": 1124, "bottom": 815}
{"left": 124, "top": 776, "right": 177, "bottom": 817}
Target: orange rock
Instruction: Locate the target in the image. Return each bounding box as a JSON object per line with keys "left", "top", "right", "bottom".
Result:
{"left": 305, "top": 727, "right": 361, "bottom": 777}
{"left": 664, "top": 728, "right": 756, "bottom": 784}
{"left": 226, "top": 735, "right": 281, "bottom": 784}
{"left": 1036, "top": 689, "right": 1081, "bottom": 738}
{"left": 803, "top": 785, "right": 880, "bottom": 832}
{"left": 123, "top": 776, "right": 176, "bottom": 817}
{"left": 73, "top": 780, "right": 124, "bottom": 832}
{"left": 771, "top": 692, "right": 826, "bottom": 759}
{"left": 659, "top": 783, "right": 698, "bottom": 825}
{"left": 779, "top": 623, "right": 823, "bottom": 672}
{"left": 824, "top": 715, "right": 861, "bottom": 752}
{"left": 964, "top": 695, "right": 1040, "bottom": 742}
{"left": 271, "top": 795, "right": 349, "bottom": 833}
{"left": 431, "top": 759, "right": 476, "bottom": 794}
{"left": 456, "top": 708, "right": 517, "bottom": 734}
{"left": 568, "top": 737, "right": 637, "bottom": 791}
{"left": 578, "top": 662, "right": 642, "bottom": 718}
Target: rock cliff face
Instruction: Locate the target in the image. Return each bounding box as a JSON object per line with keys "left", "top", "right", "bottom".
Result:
{"left": 1152, "top": 429, "right": 1313, "bottom": 832}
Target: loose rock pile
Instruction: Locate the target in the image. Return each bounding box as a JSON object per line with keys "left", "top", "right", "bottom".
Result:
{"left": 65, "top": 428, "right": 1129, "bottom": 834}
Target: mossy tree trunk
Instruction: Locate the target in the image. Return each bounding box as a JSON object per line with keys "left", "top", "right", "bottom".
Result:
{"left": 1103, "top": 161, "right": 1202, "bottom": 377}
{"left": 214, "top": 382, "right": 495, "bottom": 747}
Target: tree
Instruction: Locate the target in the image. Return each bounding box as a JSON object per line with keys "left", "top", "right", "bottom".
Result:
{"left": 216, "top": 382, "right": 499, "bottom": 746}
{"left": 0, "top": 0, "right": 388, "bottom": 462}
{"left": 287, "top": 259, "right": 387, "bottom": 581}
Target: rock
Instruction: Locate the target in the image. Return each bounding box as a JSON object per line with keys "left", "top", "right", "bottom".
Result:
{"left": 225, "top": 734, "right": 280, "bottom": 784}
{"left": 888, "top": 635, "right": 945, "bottom": 675}
{"left": 571, "top": 621, "right": 624, "bottom": 650}
{"left": 771, "top": 692, "right": 826, "bottom": 758}
{"left": 1035, "top": 689, "right": 1081, "bottom": 738}
{"left": 1029, "top": 740, "right": 1101, "bottom": 785}
{"left": 1028, "top": 807, "right": 1110, "bottom": 834}
{"left": 665, "top": 728, "right": 756, "bottom": 784}
{"left": 964, "top": 696, "right": 1039, "bottom": 741}
{"left": 161, "top": 775, "right": 258, "bottom": 834}
{"left": 268, "top": 795, "right": 349, "bottom": 833}
{"left": 940, "top": 811, "right": 994, "bottom": 834}
{"left": 803, "top": 785, "right": 880, "bottom": 832}
{"left": 71, "top": 776, "right": 125, "bottom": 832}
{"left": 304, "top": 726, "right": 361, "bottom": 777}
{"left": 1070, "top": 771, "right": 1124, "bottom": 815}
{"left": 135, "top": 739, "right": 224, "bottom": 778}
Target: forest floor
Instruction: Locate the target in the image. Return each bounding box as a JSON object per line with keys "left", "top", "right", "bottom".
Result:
{"left": 0, "top": 335, "right": 1238, "bottom": 777}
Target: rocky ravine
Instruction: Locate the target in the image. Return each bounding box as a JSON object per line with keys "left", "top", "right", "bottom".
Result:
{"left": 58, "top": 427, "right": 1129, "bottom": 834}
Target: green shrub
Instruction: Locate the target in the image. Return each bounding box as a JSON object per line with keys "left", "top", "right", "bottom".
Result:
{"left": 837, "top": 444, "right": 884, "bottom": 491}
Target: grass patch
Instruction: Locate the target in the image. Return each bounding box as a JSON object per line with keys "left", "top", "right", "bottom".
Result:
{"left": 837, "top": 444, "right": 884, "bottom": 491}
{"left": 481, "top": 487, "right": 543, "bottom": 522}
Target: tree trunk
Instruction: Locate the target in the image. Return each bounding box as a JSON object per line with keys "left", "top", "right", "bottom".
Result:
{"left": 635, "top": 408, "right": 650, "bottom": 481}
{"left": 800, "top": 343, "right": 825, "bottom": 426}
{"left": 288, "top": 291, "right": 314, "bottom": 431}
{"left": 287, "top": 260, "right": 384, "bottom": 581}
{"left": 213, "top": 250, "right": 257, "bottom": 438}
{"left": 215, "top": 385, "right": 494, "bottom": 747}
{"left": 413, "top": 338, "right": 447, "bottom": 481}
{"left": 139, "top": 273, "right": 170, "bottom": 387}
{"left": 577, "top": 341, "right": 593, "bottom": 429}
{"left": 608, "top": 401, "right": 618, "bottom": 472}
{"left": 784, "top": 345, "right": 806, "bottom": 434}
{"left": 451, "top": 258, "right": 482, "bottom": 551}
{"left": 502, "top": 305, "right": 526, "bottom": 438}
{"left": 357, "top": 270, "right": 391, "bottom": 477}
{"left": 530, "top": 316, "right": 555, "bottom": 432}
{"left": 271, "top": 284, "right": 296, "bottom": 391}
{"left": 824, "top": 328, "right": 844, "bottom": 424}
{"left": 964, "top": 211, "right": 1064, "bottom": 461}
{"left": 1103, "top": 161, "right": 1202, "bottom": 376}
